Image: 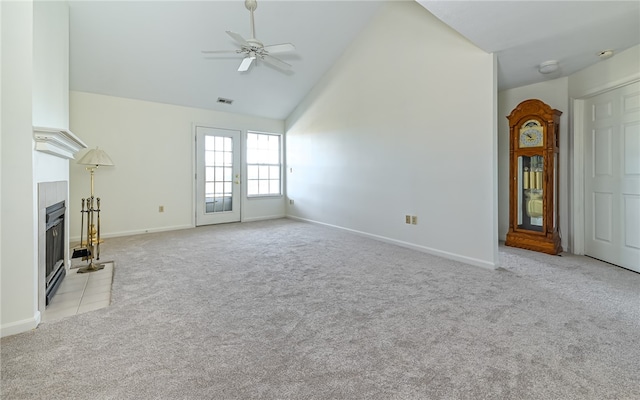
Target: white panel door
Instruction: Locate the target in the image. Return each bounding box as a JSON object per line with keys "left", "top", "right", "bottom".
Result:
{"left": 584, "top": 82, "right": 640, "bottom": 272}
{"left": 195, "top": 126, "right": 241, "bottom": 226}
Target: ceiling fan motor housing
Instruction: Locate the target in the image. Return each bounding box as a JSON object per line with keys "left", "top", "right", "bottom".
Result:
{"left": 246, "top": 38, "right": 263, "bottom": 49}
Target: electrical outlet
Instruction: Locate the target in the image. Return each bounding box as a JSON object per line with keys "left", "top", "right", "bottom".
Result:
{"left": 411, "top": 215, "right": 418, "bottom": 225}
{"left": 159, "top": 206, "right": 164, "bottom": 212}
{"left": 289, "top": 199, "right": 294, "bottom": 205}
{"left": 405, "top": 215, "right": 411, "bottom": 224}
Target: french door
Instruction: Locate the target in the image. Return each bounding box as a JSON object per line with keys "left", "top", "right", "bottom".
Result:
{"left": 195, "top": 126, "right": 241, "bottom": 226}
{"left": 584, "top": 81, "right": 640, "bottom": 272}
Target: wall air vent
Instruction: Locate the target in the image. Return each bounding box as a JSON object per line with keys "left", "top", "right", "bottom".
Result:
{"left": 217, "top": 97, "right": 234, "bottom": 105}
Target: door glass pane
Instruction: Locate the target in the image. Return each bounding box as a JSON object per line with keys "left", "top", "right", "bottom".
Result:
{"left": 517, "top": 155, "right": 544, "bottom": 231}
{"left": 553, "top": 153, "right": 558, "bottom": 228}
{"left": 205, "top": 136, "right": 215, "bottom": 150}
{"left": 205, "top": 151, "right": 215, "bottom": 165}
{"left": 204, "top": 135, "right": 234, "bottom": 214}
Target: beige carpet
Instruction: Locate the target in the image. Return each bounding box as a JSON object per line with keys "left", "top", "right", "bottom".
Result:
{"left": 1, "top": 218, "right": 639, "bottom": 399}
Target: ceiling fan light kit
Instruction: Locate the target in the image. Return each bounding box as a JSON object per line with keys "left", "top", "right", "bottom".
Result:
{"left": 202, "top": 0, "right": 295, "bottom": 73}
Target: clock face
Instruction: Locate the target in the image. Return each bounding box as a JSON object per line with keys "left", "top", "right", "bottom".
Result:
{"left": 519, "top": 120, "right": 544, "bottom": 148}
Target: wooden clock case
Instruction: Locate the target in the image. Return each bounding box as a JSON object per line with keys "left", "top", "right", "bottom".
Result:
{"left": 505, "top": 99, "right": 562, "bottom": 255}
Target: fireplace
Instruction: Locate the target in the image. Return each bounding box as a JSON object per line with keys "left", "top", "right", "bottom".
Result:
{"left": 33, "top": 128, "right": 85, "bottom": 323}
{"left": 45, "top": 201, "right": 66, "bottom": 305}
{"left": 38, "top": 180, "right": 69, "bottom": 311}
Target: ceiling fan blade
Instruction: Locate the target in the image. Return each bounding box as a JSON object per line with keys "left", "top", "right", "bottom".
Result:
{"left": 238, "top": 56, "right": 255, "bottom": 72}
{"left": 263, "top": 43, "right": 295, "bottom": 54}
{"left": 261, "top": 54, "right": 291, "bottom": 71}
{"left": 201, "top": 49, "right": 240, "bottom": 54}
{"left": 226, "top": 31, "right": 248, "bottom": 46}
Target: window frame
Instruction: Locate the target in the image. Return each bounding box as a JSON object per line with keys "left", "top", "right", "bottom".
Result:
{"left": 245, "top": 131, "right": 283, "bottom": 198}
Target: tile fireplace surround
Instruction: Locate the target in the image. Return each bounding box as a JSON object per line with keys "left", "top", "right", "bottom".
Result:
{"left": 38, "top": 181, "right": 69, "bottom": 313}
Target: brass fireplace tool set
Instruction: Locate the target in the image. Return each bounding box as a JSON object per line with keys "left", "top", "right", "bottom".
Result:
{"left": 75, "top": 196, "right": 103, "bottom": 273}
{"left": 72, "top": 147, "right": 114, "bottom": 273}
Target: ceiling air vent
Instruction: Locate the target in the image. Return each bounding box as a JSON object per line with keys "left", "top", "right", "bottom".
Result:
{"left": 217, "top": 97, "right": 233, "bottom": 105}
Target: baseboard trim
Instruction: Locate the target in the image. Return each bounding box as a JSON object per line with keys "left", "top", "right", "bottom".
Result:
{"left": 69, "top": 218, "right": 291, "bottom": 242}
{"left": 242, "top": 214, "right": 286, "bottom": 223}
{"left": 70, "top": 224, "right": 194, "bottom": 242}
{"left": 1, "top": 311, "right": 41, "bottom": 338}
{"left": 287, "top": 216, "right": 497, "bottom": 270}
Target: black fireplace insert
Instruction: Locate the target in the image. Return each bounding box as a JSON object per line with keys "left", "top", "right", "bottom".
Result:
{"left": 45, "top": 201, "right": 66, "bottom": 305}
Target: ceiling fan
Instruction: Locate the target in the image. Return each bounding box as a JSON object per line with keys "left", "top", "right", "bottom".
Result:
{"left": 202, "top": 0, "right": 296, "bottom": 72}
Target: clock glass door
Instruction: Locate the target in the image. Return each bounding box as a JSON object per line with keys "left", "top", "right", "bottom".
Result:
{"left": 517, "top": 155, "right": 544, "bottom": 231}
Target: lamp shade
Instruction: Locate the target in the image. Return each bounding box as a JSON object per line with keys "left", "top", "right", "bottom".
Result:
{"left": 77, "top": 147, "right": 114, "bottom": 167}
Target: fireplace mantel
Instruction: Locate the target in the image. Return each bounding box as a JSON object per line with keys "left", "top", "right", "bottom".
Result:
{"left": 33, "top": 126, "right": 87, "bottom": 159}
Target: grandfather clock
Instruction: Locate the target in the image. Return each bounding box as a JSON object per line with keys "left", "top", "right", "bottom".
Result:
{"left": 505, "top": 99, "right": 562, "bottom": 255}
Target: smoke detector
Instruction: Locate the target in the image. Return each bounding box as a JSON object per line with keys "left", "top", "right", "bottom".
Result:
{"left": 538, "top": 60, "right": 559, "bottom": 74}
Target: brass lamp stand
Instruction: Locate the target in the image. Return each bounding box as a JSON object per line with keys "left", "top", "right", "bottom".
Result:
{"left": 75, "top": 147, "right": 114, "bottom": 273}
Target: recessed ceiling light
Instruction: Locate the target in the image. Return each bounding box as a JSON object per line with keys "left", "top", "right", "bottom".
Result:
{"left": 538, "top": 60, "right": 559, "bottom": 74}
{"left": 598, "top": 49, "right": 614, "bottom": 60}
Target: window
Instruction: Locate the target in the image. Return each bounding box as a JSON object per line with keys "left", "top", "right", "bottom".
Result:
{"left": 246, "top": 132, "right": 281, "bottom": 196}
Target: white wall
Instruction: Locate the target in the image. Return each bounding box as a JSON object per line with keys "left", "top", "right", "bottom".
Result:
{"left": 69, "top": 92, "right": 285, "bottom": 240}
{"left": 497, "top": 78, "right": 570, "bottom": 249}
{"left": 0, "top": 1, "right": 3, "bottom": 330}
{"left": 33, "top": 1, "right": 71, "bottom": 192}
{"left": 1, "top": 0, "right": 38, "bottom": 337}
{"left": 1, "top": 0, "right": 71, "bottom": 337}
{"left": 0, "top": 0, "right": 3, "bottom": 335}
{"left": 569, "top": 45, "right": 640, "bottom": 99}
{"left": 32, "top": 0, "right": 69, "bottom": 129}
{"left": 285, "top": 2, "right": 498, "bottom": 269}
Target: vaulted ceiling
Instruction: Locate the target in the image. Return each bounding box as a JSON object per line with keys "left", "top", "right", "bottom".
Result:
{"left": 69, "top": 1, "right": 640, "bottom": 120}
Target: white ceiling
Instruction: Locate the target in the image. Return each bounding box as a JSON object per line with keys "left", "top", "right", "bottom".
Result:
{"left": 69, "top": 1, "right": 640, "bottom": 121}
{"left": 420, "top": 1, "right": 640, "bottom": 90}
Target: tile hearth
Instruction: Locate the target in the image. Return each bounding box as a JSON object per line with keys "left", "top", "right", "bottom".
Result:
{"left": 41, "top": 262, "right": 113, "bottom": 323}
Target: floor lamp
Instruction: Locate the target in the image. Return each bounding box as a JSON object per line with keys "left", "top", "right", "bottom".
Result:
{"left": 76, "top": 147, "right": 114, "bottom": 273}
